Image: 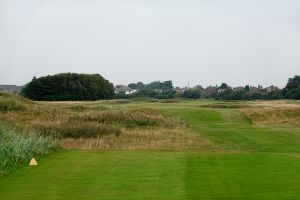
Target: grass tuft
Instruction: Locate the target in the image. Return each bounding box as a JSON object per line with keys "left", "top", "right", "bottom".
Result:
{"left": 0, "top": 94, "right": 28, "bottom": 112}
{"left": 0, "top": 126, "right": 57, "bottom": 174}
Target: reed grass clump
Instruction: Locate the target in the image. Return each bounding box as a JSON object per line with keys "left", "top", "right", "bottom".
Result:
{"left": 0, "top": 126, "right": 57, "bottom": 174}
{"left": 0, "top": 97, "right": 26, "bottom": 112}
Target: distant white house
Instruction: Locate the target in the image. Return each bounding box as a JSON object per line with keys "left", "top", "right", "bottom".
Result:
{"left": 115, "top": 85, "right": 136, "bottom": 95}
{"left": 218, "top": 88, "right": 228, "bottom": 93}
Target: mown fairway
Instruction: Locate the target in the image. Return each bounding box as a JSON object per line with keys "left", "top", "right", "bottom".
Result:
{"left": 1, "top": 100, "right": 300, "bottom": 199}
{"left": 1, "top": 151, "right": 300, "bottom": 200}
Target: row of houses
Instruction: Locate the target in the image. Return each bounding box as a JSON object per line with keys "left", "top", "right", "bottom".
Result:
{"left": 231, "top": 85, "right": 279, "bottom": 93}
{"left": 175, "top": 85, "right": 280, "bottom": 94}
{"left": 115, "top": 85, "right": 165, "bottom": 95}
{"left": 115, "top": 84, "right": 280, "bottom": 95}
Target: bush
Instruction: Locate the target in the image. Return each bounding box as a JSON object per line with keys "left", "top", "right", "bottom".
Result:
{"left": 21, "top": 73, "right": 114, "bottom": 101}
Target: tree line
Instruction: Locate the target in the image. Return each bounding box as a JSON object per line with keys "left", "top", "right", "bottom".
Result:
{"left": 20, "top": 74, "right": 300, "bottom": 101}
{"left": 213, "top": 76, "right": 300, "bottom": 100}
{"left": 119, "top": 75, "right": 300, "bottom": 100}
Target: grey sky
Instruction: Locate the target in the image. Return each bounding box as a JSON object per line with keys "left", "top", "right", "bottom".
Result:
{"left": 0, "top": 0, "right": 299, "bottom": 88}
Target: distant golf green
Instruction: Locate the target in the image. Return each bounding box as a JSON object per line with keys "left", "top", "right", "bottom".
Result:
{"left": 1, "top": 100, "right": 300, "bottom": 199}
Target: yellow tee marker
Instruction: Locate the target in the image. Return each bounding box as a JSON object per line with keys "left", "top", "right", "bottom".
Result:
{"left": 29, "top": 158, "right": 38, "bottom": 166}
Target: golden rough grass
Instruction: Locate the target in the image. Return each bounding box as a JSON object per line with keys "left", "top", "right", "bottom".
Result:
{"left": 246, "top": 100, "right": 300, "bottom": 108}
{"left": 59, "top": 127, "right": 213, "bottom": 150}
{"left": 240, "top": 100, "right": 300, "bottom": 125}
{"left": 0, "top": 95, "right": 210, "bottom": 150}
{"left": 0, "top": 101, "right": 169, "bottom": 138}
{"left": 241, "top": 107, "right": 300, "bottom": 125}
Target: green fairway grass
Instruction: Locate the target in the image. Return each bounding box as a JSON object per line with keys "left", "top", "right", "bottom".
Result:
{"left": 1, "top": 151, "right": 300, "bottom": 200}
{"left": 167, "top": 106, "right": 300, "bottom": 153}
{"left": 1, "top": 100, "right": 300, "bottom": 199}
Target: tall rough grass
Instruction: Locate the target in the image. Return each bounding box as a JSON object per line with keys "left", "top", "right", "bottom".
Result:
{"left": 242, "top": 108, "right": 300, "bottom": 124}
{"left": 59, "top": 127, "right": 213, "bottom": 150}
{"left": 1, "top": 105, "right": 168, "bottom": 138}
{"left": 70, "top": 108, "right": 165, "bottom": 128}
{"left": 0, "top": 97, "right": 26, "bottom": 112}
{"left": 0, "top": 126, "right": 57, "bottom": 175}
{"left": 0, "top": 94, "right": 181, "bottom": 144}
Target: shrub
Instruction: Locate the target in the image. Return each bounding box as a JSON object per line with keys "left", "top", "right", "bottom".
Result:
{"left": 21, "top": 73, "right": 114, "bottom": 101}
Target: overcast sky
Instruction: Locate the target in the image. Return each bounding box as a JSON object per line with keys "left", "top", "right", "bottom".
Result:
{"left": 0, "top": 0, "right": 299, "bottom": 88}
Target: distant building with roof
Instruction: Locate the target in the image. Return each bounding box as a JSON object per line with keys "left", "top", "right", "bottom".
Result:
{"left": 265, "top": 85, "right": 279, "bottom": 93}
{"left": 233, "top": 87, "right": 245, "bottom": 92}
{"left": 0, "top": 85, "right": 23, "bottom": 94}
{"left": 115, "top": 85, "right": 136, "bottom": 95}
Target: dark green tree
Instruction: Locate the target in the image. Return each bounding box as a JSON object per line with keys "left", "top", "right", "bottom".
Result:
{"left": 220, "top": 83, "right": 229, "bottom": 89}
{"left": 161, "top": 81, "right": 174, "bottom": 91}
{"left": 245, "top": 85, "right": 250, "bottom": 92}
{"left": 136, "top": 82, "right": 145, "bottom": 90}
{"left": 147, "top": 81, "right": 162, "bottom": 90}
{"left": 183, "top": 89, "right": 201, "bottom": 99}
{"left": 21, "top": 73, "right": 114, "bottom": 101}
{"left": 283, "top": 75, "right": 300, "bottom": 99}
{"left": 128, "top": 83, "right": 137, "bottom": 90}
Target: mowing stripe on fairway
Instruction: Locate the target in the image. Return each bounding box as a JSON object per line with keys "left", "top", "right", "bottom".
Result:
{"left": 1, "top": 150, "right": 300, "bottom": 200}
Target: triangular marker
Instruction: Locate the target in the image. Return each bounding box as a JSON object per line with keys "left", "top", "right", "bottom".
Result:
{"left": 29, "top": 158, "right": 38, "bottom": 166}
